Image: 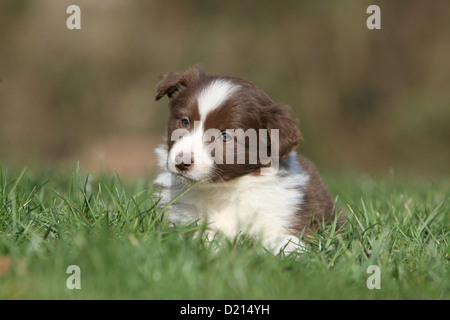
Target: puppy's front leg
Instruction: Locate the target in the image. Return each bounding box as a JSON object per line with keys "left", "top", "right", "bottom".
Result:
{"left": 262, "top": 234, "right": 306, "bottom": 256}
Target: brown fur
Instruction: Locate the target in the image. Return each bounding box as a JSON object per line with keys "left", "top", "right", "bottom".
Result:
{"left": 295, "top": 156, "right": 341, "bottom": 236}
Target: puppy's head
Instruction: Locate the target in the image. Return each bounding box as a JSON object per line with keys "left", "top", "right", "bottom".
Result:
{"left": 155, "top": 67, "right": 302, "bottom": 183}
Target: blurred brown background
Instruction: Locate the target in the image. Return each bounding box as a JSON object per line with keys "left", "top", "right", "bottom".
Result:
{"left": 1, "top": 0, "right": 449, "bottom": 179}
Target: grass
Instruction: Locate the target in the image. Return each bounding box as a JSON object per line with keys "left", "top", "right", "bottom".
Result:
{"left": 0, "top": 166, "right": 448, "bottom": 300}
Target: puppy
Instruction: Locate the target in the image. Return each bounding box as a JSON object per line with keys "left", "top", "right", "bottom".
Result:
{"left": 154, "top": 67, "right": 339, "bottom": 254}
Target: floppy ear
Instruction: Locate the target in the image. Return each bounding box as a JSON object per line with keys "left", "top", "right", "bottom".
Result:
{"left": 155, "top": 66, "right": 204, "bottom": 101}
{"left": 261, "top": 104, "right": 303, "bottom": 159}
{"left": 155, "top": 72, "right": 185, "bottom": 101}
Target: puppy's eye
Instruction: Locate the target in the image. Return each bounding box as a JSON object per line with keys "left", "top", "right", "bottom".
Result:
{"left": 220, "top": 132, "right": 232, "bottom": 143}
{"left": 180, "top": 118, "right": 190, "bottom": 127}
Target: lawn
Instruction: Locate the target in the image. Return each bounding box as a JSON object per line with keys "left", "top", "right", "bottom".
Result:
{"left": 0, "top": 166, "right": 448, "bottom": 300}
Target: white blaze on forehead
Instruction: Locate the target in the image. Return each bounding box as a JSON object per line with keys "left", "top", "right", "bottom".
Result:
{"left": 197, "top": 79, "right": 240, "bottom": 120}
{"left": 167, "top": 79, "right": 239, "bottom": 181}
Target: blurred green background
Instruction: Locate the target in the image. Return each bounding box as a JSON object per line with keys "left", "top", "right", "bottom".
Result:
{"left": 1, "top": 0, "right": 449, "bottom": 178}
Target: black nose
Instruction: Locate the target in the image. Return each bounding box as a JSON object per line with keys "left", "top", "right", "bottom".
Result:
{"left": 175, "top": 152, "right": 194, "bottom": 172}
{"left": 175, "top": 161, "right": 192, "bottom": 172}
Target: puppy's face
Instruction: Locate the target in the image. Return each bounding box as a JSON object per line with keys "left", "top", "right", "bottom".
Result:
{"left": 155, "top": 67, "right": 302, "bottom": 183}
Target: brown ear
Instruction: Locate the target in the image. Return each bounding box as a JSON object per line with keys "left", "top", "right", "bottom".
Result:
{"left": 261, "top": 104, "right": 302, "bottom": 159}
{"left": 155, "top": 66, "right": 204, "bottom": 101}
{"left": 155, "top": 72, "right": 185, "bottom": 101}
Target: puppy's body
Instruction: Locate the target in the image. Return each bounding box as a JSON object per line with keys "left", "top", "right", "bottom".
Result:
{"left": 154, "top": 67, "right": 338, "bottom": 254}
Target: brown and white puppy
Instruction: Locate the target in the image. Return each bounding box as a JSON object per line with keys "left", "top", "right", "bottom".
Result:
{"left": 154, "top": 67, "right": 339, "bottom": 254}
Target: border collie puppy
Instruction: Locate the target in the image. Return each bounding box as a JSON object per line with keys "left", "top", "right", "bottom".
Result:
{"left": 154, "top": 67, "right": 339, "bottom": 254}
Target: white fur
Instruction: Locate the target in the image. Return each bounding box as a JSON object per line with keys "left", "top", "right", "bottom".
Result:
{"left": 197, "top": 80, "right": 240, "bottom": 120}
{"left": 155, "top": 145, "right": 309, "bottom": 255}
{"left": 167, "top": 126, "right": 215, "bottom": 181}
